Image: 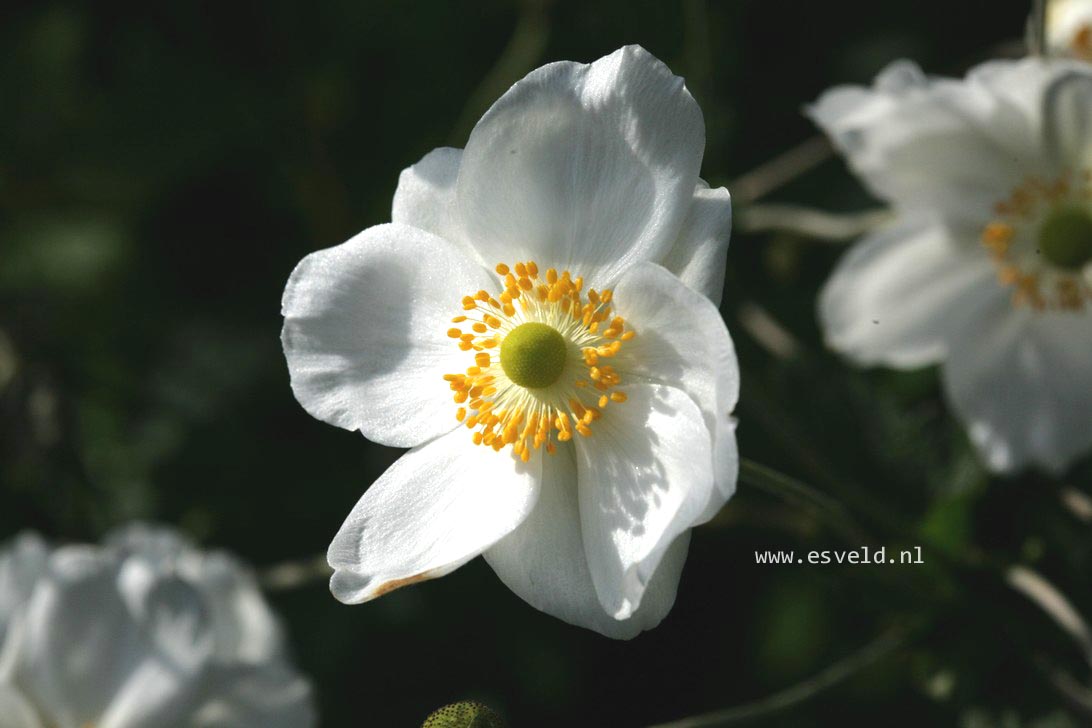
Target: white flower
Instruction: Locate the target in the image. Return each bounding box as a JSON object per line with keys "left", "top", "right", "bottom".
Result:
{"left": 0, "top": 525, "right": 316, "bottom": 728}
{"left": 809, "top": 58, "right": 1092, "bottom": 474}
{"left": 281, "top": 45, "right": 738, "bottom": 639}
{"left": 1049, "top": 0, "right": 1092, "bottom": 62}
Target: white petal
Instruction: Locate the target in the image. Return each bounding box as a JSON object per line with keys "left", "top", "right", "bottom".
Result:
{"left": 0, "top": 684, "right": 43, "bottom": 728}
{"left": 188, "top": 552, "right": 285, "bottom": 665}
{"left": 819, "top": 216, "right": 998, "bottom": 368}
{"left": 1042, "top": 69, "right": 1092, "bottom": 170}
{"left": 327, "top": 425, "right": 541, "bottom": 603}
{"left": 575, "top": 383, "right": 713, "bottom": 619}
{"left": 613, "top": 263, "right": 739, "bottom": 518}
{"left": 106, "top": 524, "right": 190, "bottom": 564}
{"left": 943, "top": 302, "right": 1092, "bottom": 474}
{"left": 99, "top": 657, "right": 206, "bottom": 728}
{"left": 661, "top": 182, "right": 732, "bottom": 306}
{"left": 12, "top": 549, "right": 153, "bottom": 726}
{"left": 107, "top": 524, "right": 285, "bottom": 665}
{"left": 391, "top": 147, "right": 474, "bottom": 256}
{"left": 192, "top": 664, "right": 316, "bottom": 728}
{"left": 281, "top": 223, "right": 494, "bottom": 447}
{"left": 484, "top": 445, "right": 691, "bottom": 639}
{"left": 455, "top": 45, "right": 704, "bottom": 287}
{"left": 809, "top": 60, "right": 1037, "bottom": 229}
{"left": 0, "top": 533, "right": 49, "bottom": 652}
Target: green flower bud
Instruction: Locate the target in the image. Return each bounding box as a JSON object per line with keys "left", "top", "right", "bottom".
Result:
{"left": 422, "top": 701, "right": 506, "bottom": 728}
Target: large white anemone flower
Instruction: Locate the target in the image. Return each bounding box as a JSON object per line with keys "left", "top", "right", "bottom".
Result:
{"left": 1048, "top": 0, "right": 1092, "bottom": 62}
{"left": 810, "top": 58, "right": 1092, "bottom": 474}
{"left": 281, "top": 46, "right": 739, "bottom": 638}
{"left": 0, "top": 526, "right": 315, "bottom": 728}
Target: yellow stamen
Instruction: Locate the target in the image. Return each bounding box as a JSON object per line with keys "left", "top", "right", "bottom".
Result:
{"left": 441, "top": 260, "right": 636, "bottom": 460}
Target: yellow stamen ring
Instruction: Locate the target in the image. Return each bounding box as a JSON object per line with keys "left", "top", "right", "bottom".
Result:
{"left": 442, "top": 260, "right": 634, "bottom": 462}
{"left": 981, "top": 170, "right": 1092, "bottom": 311}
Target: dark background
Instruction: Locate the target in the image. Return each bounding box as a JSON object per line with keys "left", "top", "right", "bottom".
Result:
{"left": 3, "top": 1, "right": 1090, "bottom": 726}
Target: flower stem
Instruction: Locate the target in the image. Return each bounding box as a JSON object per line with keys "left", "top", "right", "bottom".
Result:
{"left": 737, "top": 458, "right": 871, "bottom": 546}
{"left": 647, "top": 624, "right": 910, "bottom": 727}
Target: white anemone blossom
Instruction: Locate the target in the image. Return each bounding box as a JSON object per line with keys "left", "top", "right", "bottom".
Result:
{"left": 0, "top": 525, "right": 315, "bottom": 728}
{"left": 281, "top": 46, "right": 738, "bottom": 638}
{"left": 810, "top": 58, "right": 1092, "bottom": 473}
{"left": 1048, "top": 0, "right": 1092, "bottom": 62}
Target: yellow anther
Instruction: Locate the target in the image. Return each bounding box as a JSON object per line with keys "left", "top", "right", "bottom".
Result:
{"left": 444, "top": 260, "right": 636, "bottom": 460}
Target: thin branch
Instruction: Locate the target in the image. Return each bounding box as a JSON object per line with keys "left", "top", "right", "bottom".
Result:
{"left": 1060, "top": 486, "right": 1092, "bottom": 524}
{"left": 449, "top": 0, "right": 553, "bottom": 146}
{"left": 259, "top": 553, "right": 332, "bottom": 591}
{"left": 735, "top": 303, "right": 801, "bottom": 360}
{"left": 1007, "top": 565, "right": 1092, "bottom": 667}
{"left": 1031, "top": 0, "right": 1049, "bottom": 56}
{"left": 1036, "top": 655, "right": 1092, "bottom": 720}
{"left": 738, "top": 459, "right": 870, "bottom": 546}
{"left": 729, "top": 136, "right": 834, "bottom": 205}
{"left": 737, "top": 203, "right": 890, "bottom": 242}
{"left": 647, "top": 625, "right": 909, "bottom": 728}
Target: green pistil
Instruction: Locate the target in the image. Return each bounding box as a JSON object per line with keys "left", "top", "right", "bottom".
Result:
{"left": 500, "top": 322, "right": 567, "bottom": 389}
{"left": 1039, "top": 205, "right": 1092, "bottom": 270}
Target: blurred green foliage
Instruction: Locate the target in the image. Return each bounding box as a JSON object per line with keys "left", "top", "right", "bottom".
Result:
{"left": 2, "top": 0, "right": 1091, "bottom": 725}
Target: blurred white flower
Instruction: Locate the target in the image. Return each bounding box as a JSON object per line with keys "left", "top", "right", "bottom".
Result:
{"left": 0, "top": 525, "right": 315, "bottom": 728}
{"left": 1048, "top": 0, "right": 1092, "bottom": 61}
{"left": 810, "top": 58, "right": 1092, "bottom": 473}
{"left": 282, "top": 45, "right": 738, "bottom": 638}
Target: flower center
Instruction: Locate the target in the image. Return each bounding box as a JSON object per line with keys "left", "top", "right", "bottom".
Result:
{"left": 981, "top": 171, "right": 1092, "bottom": 311}
{"left": 499, "top": 322, "right": 567, "bottom": 388}
{"left": 1039, "top": 205, "right": 1092, "bottom": 270}
{"left": 1074, "top": 24, "right": 1092, "bottom": 61}
{"left": 444, "top": 260, "right": 633, "bottom": 462}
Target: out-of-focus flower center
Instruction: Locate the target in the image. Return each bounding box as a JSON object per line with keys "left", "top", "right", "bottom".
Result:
{"left": 444, "top": 260, "right": 633, "bottom": 462}
{"left": 1073, "top": 25, "right": 1092, "bottom": 61}
{"left": 1039, "top": 206, "right": 1092, "bottom": 270}
{"left": 981, "top": 171, "right": 1092, "bottom": 310}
